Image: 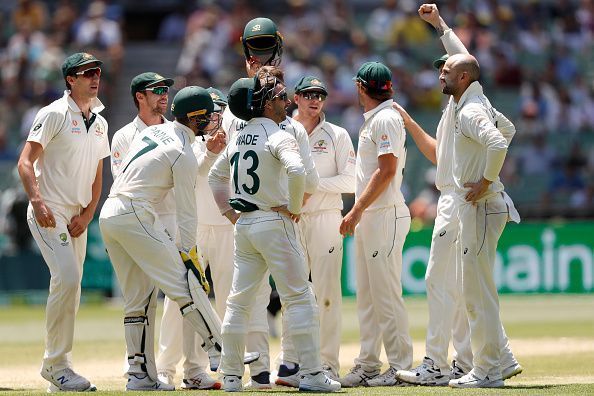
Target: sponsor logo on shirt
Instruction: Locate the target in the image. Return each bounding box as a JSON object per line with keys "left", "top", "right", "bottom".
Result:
{"left": 379, "top": 133, "right": 391, "bottom": 149}
{"left": 113, "top": 151, "right": 120, "bottom": 158}
{"left": 59, "top": 232, "right": 69, "bottom": 246}
{"left": 71, "top": 120, "right": 81, "bottom": 134}
{"left": 348, "top": 149, "right": 356, "bottom": 164}
{"left": 312, "top": 139, "right": 328, "bottom": 153}
{"left": 30, "top": 123, "right": 42, "bottom": 137}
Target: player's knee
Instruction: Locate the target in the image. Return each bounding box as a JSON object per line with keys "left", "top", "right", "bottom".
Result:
{"left": 55, "top": 271, "right": 82, "bottom": 295}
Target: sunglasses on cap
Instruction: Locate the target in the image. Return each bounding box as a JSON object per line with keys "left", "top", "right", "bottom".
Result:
{"left": 74, "top": 66, "right": 101, "bottom": 78}
{"left": 301, "top": 92, "right": 327, "bottom": 101}
{"left": 145, "top": 86, "right": 169, "bottom": 95}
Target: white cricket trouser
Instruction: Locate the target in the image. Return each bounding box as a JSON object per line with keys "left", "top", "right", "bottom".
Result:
{"left": 458, "top": 193, "right": 515, "bottom": 379}
{"left": 219, "top": 211, "right": 321, "bottom": 377}
{"left": 281, "top": 210, "right": 343, "bottom": 373}
{"left": 27, "top": 203, "right": 86, "bottom": 372}
{"left": 354, "top": 205, "right": 413, "bottom": 371}
{"left": 425, "top": 191, "right": 472, "bottom": 373}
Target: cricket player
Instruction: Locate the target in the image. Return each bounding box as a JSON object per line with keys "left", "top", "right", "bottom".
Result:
{"left": 219, "top": 18, "right": 319, "bottom": 388}
{"left": 99, "top": 86, "right": 257, "bottom": 391}
{"left": 155, "top": 88, "right": 230, "bottom": 390}
{"left": 17, "top": 52, "right": 108, "bottom": 392}
{"left": 208, "top": 74, "right": 340, "bottom": 392}
{"left": 395, "top": 4, "right": 522, "bottom": 388}
{"left": 286, "top": 75, "right": 356, "bottom": 380}
{"left": 339, "top": 61, "right": 413, "bottom": 387}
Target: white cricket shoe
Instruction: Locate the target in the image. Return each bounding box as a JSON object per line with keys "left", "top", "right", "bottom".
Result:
{"left": 338, "top": 364, "right": 380, "bottom": 387}
{"left": 126, "top": 373, "right": 175, "bottom": 391}
{"left": 181, "top": 370, "right": 221, "bottom": 390}
{"left": 299, "top": 371, "right": 341, "bottom": 392}
{"left": 41, "top": 367, "right": 96, "bottom": 392}
{"left": 397, "top": 357, "right": 450, "bottom": 386}
{"left": 223, "top": 375, "right": 243, "bottom": 392}
{"left": 448, "top": 370, "right": 504, "bottom": 388}
{"left": 274, "top": 363, "right": 300, "bottom": 388}
{"left": 502, "top": 362, "right": 523, "bottom": 380}
{"left": 157, "top": 371, "right": 173, "bottom": 386}
{"left": 450, "top": 360, "right": 466, "bottom": 379}
{"left": 367, "top": 366, "right": 409, "bottom": 387}
{"left": 322, "top": 364, "right": 340, "bottom": 381}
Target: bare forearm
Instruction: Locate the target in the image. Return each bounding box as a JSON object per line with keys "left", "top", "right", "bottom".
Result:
{"left": 405, "top": 118, "right": 437, "bottom": 165}
{"left": 352, "top": 168, "right": 394, "bottom": 213}
{"left": 434, "top": 17, "right": 449, "bottom": 36}
{"left": 17, "top": 158, "right": 42, "bottom": 203}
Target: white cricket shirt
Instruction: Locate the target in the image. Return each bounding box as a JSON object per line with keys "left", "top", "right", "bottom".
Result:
{"left": 356, "top": 99, "right": 407, "bottom": 210}
{"left": 110, "top": 115, "right": 175, "bottom": 217}
{"left": 26, "top": 90, "right": 110, "bottom": 208}
{"left": 109, "top": 121, "right": 198, "bottom": 250}
{"left": 302, "top": 113, "right": 356, "bottom": 213}
{"left": 209, "top": 117, "right": 305, "bottom": 214}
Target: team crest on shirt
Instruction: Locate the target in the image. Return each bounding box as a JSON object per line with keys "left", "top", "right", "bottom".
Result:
{"left": 59, "top": 233, "right": 69, "bottom": 246}
{"left": 95, "top": 123, "right": 104, "bottom": 137}
{"left": 312, "top": 139, "right": 328, "bottom": 153}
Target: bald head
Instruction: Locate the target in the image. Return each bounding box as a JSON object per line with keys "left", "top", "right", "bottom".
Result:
{"left": 446, "top": 53, "right": 480, "bottom": 83}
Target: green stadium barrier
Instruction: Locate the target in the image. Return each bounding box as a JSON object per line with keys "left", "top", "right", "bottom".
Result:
{"left": 342, "top": 221, "right": 594, "bottom": 296}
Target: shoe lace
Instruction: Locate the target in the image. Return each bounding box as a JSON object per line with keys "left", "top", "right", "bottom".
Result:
{"left": 347, "top": 364, "right": 362, "bottom": 375}
{"left": 378, "top": 366, "right": 398, "bottom": 380}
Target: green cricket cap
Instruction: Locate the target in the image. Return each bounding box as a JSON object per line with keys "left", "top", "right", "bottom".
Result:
{"left": 353, "top": 61, "right": 393, "bottom": 91}
{"left": 206, "top": 87, "right": 228, "bottom": 107}
{"left": 433, "top": 54, "right": 449, "bottom": 70}
{"left": 171, "top": 86, "right": 218, "bottom": 119}
{"left": 130, "top": 72, "right": 174, "bottom": 96}
{"left": 294, "top": 76, "right": 328, "bottom": 95}
{"left": 61, "top": 52, "right": 102, "bottom": 78}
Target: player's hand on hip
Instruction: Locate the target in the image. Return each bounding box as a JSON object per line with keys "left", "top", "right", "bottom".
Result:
{"left": 464, "top": 178, "right": 492, "bottom": 205}
{"left": 223, "top": 209, "right": 240, "bottom": 225}
{"left": 418, "top": 3, "right": 440, "bottom": 26}
{"left": 206, "top": 131, "right": 227, "bottom": 154}
{"left": 340, "top": 208, "right": 362, "bottom": 236}
{"left": 31, "top": 199, "right": 56, "bottom": 228}
{"left": 271, "top": 205, "right": 300, "bottom": 222}
{"left": 68, "top": 212, "right": 92, "bottom": 238}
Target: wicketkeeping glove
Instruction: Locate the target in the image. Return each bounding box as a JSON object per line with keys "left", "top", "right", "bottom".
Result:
{"left": 180, "top": 246, "right": 210, "bottom": 294}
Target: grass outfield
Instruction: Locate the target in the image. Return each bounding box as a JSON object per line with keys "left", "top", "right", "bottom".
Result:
{"left": 0, "top": 294, "right": 593, "bottom": 395}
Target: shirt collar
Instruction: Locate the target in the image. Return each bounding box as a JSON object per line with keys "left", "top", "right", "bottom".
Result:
{"left": 363, "top": 99, "right": 393, "bottom": 121}
{"left": 64, "top": 90, "right": 105, "bottom": 114}
{"left": 133, "top": 115, "right": 168, "bottom": 132}
{"left": 455, "top": 81, "right": 483, "bottom": 110}
{"left": 310, "top": 112, "right": 327, "bottom": 136}
{"left": 173, "top": 120, "right": 196, "bottom": 144}
{"left": 250, "top": 117, "right": 281, "bottom": 129}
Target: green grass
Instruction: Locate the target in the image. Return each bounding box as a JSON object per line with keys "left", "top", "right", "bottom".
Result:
{"left": 0, "top": 295, "right": 593, "bottom": 395}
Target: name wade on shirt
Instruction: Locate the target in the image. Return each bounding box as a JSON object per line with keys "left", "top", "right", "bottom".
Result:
{"left": 236, "top": 133, "right": 259, "bottom": 146}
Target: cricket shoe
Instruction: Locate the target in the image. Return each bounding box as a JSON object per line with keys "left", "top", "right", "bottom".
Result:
{"left": 42, "top": 367, "right": 96, "bottom": 392}
{"left": 338, "top": 364, "right": 380, "bottom": 387}
{"left": 208, "top": 348, "right": 260, "bottom": 372}
{"left": 502, "top": 362, "right": 523, "bottom": 380}
{"left": 322, "top": 364, "right": 340, "bottom": 381}
{"left": 126, "top": 373, "right": 175, "bottom": 391}
{"left": 181, "top": 370, "right": 221, "bottom": 390}
{"left": 450, "top": 360, "right": 466, "bottom": 379}
{"left": 274, "top": 363, "right": 300, "bottom": 388}
{"left": 299, "top": 371, "right": 341, "bottom": 392}
{"left": 367, "top": 366, "right": 410, "bottom": 387}
{"left": 397, "top": 357, "right": 450, "bottom": 386}
{"left": 245, "top": 371, "right": 272, "bottom": 389}
{"left": 448, "top": 370, "right": 504, "bottom": 388}
{"left": 223, "top": 375, "right": 243, "bottom": 392}
{"left": 157, "top": 371, "right": 173, "bottom": 385}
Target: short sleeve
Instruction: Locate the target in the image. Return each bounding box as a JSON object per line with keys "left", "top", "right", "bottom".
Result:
{"left": 370, "top": 113, "right": 403, "bottom": 158}
{"left": 27, "top": 110, "right": 63, "bottom": 149}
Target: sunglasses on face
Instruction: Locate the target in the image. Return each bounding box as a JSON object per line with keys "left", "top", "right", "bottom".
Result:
{"left": 145, "top": 86, "right": 169, "bottom": 95}
{"left": 74, "top": 66, "right": 101, "bottom": 78}
{"left": 301, "top": 92, "right": 327, "bottom": 101}
{"left": 271, "top": 88, "right": 288, "bottom": 101}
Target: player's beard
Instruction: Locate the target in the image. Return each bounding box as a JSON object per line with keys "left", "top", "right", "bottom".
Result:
{"left": 152, "top": 102, "right": 167, "bottom": 117}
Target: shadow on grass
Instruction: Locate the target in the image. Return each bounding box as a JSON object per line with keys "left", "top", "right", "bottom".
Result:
{"left": 503, "top": 384, "right": 570, "bottom": 390}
